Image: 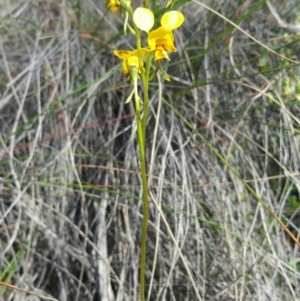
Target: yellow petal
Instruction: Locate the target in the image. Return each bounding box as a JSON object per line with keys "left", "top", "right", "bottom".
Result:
{"left": 121, "top": 60, "right": 129, "bottom": 74}
{"left": 132, "top": 47, "right": 150, "bottom": 58}
{"left": 133, "top": 7, "right": 154, "bottom": 32}
{"left": 161, "top": 11, "right": 184, "bottom": 30}
{"left": 148, "top": 26, "right": 174, "bottom": 50}
{"left": 141, "top": 47, "right": 151, "bottom": 57}
{"left": 114, "top": 50, "right": 133, "bottom": 60}
{"left": 154, "top": 47, "right": 170, "bottom": 61}
{"left": 160, "top": 40, "right": 176, "bottom": 52}
{"left": 149, "top": 27, "right": 174, "bottom": 42}
{"left": 128, "top": 56, "right": 139, "bottom": 68}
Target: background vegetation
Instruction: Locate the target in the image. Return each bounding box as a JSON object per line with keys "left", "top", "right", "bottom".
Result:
{"left": 0, "top": 0, "right": 300, "bottom": 300}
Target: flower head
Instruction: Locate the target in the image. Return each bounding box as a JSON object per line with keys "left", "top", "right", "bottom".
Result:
{"left": 107, "top": 0, "right": 120, "bottom": 12}
{"left": 149, "top": 11, "right": 184, "bottom": 61}
{"left": 148, "top": 27, "right": 175, "bottom": 60}
{"left": 108, "top": 0, "right": 131, "bottom": 13}
{"left": 133, "top": 9, "right": 184, "bottom": 61}
{"left": 114, "top": 48, "right": 150, "bottom": 74}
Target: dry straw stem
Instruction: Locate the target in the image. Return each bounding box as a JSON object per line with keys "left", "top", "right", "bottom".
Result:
{"left": 192, "top": 0, "right": 299, "bottom": 65}
{"left": 266, "top": 1, "right": 300, "bottom": 33}
{"left": 0, "top": 281, "right": 58, "bottom": 301}
{"left": 149, "top": 191, "right": 203, "bottom": 301}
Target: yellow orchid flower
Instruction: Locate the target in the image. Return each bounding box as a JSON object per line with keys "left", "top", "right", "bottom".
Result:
{"left": 107, "top": 0, "right": 120, "bottom": 12}
{"left": 148, "top": 27, "right": 175, "bottom": 60}
{"left": 114, "top": 48, "right": 150, "bottom": 74}
{"left": 132, "top": 9, "right": 184, "bottom": 61}
{"left": 132, "top": 9, "right": 184, "bottom": 60}
{"left": 107, "top": 0, "right": 131, "bottom": 13}
{"left": 148, "top": 11, "right": 184, "bottom": 61}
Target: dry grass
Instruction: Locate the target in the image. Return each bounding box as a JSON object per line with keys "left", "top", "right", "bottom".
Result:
{"left": 0, "top": 0, "right": 300, "bottom": 300}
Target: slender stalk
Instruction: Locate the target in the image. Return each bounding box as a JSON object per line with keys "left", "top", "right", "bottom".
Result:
{"left": 138, "top": 55, "right": 152, "bottom": 301}
{"left": 132, "top": 19, "right": 151, "bottom": 301}
{"left": 120, "top": 4, "right": 152, "bottom": 299}
{"left": 142, "top": 54, "right": 152, "bottom": 144}
{"left": 131, "top": 68, "right": 149, "bottom": 301}
{"left": 138, "top": 122, "right": 149, "bottom": 301}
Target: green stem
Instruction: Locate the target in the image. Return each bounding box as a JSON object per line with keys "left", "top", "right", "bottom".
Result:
{"left": 132, "top": 18, "right": 151, "bottom": 301}
{"left": 141, "top": 54, "right": 152, "bottom": 144}
{"left": 121, "top": 4, "right": 152, "bottom": 298}
{"left": 131, "top": 69, "right": 149, "bottom": 301}
{"left": 137, "top": 48, "right": 153, "bottom": 301}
